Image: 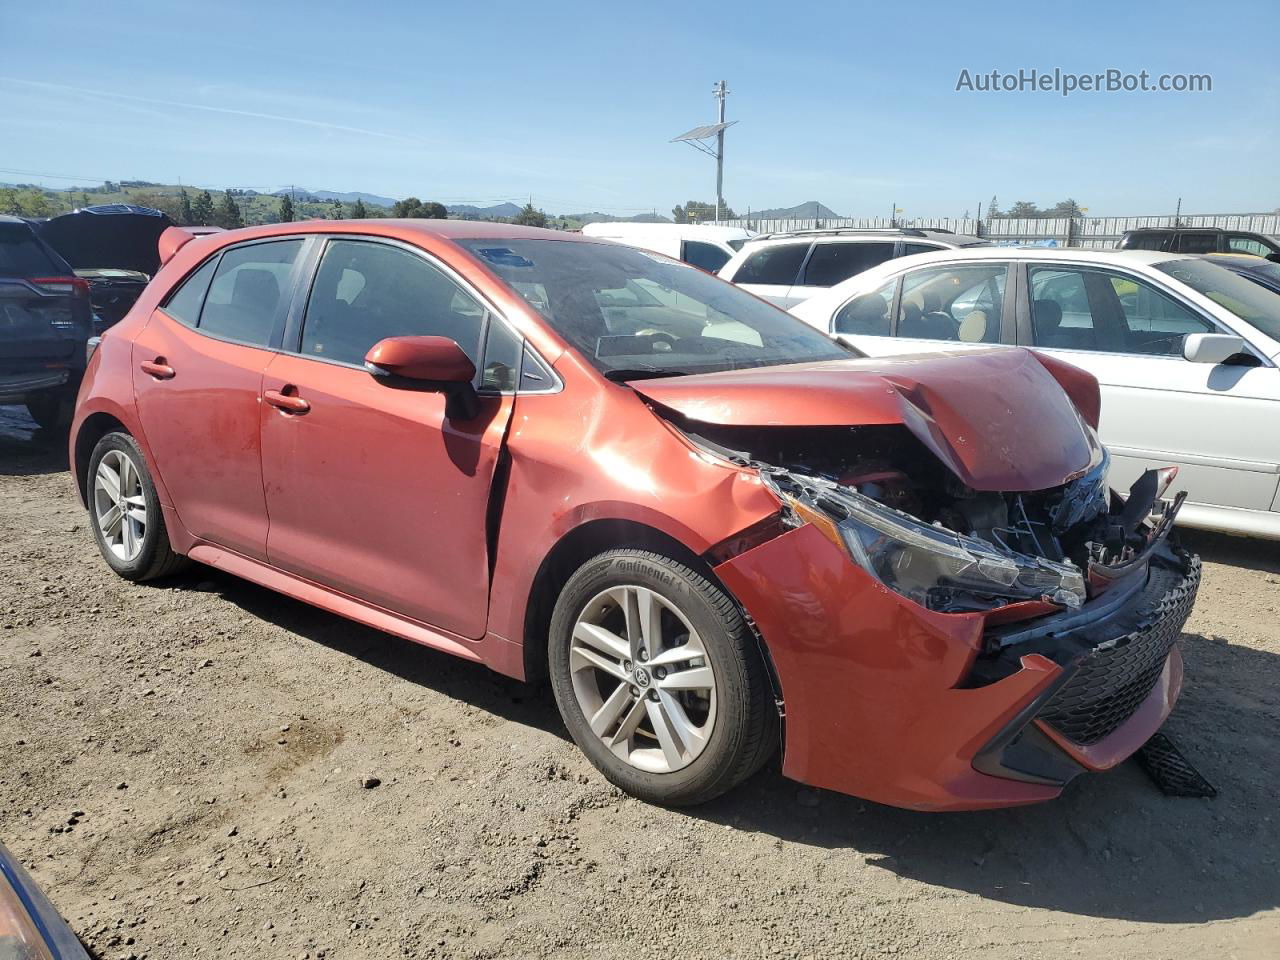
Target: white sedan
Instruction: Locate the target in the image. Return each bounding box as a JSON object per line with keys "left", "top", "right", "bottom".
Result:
{"left": 789, "top": 248, "right": 1280, "bottom": 539}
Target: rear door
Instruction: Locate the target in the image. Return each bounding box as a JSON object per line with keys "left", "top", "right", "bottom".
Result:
{"left": 259, "top": 237, "right": 515, "bottom": 638}
{"left": 1018, "top": 262, "right": 1280, "bottom": 511}
{"left": 725, "top": 242, "right": 810, "bottom": 307}
{"left": 132, "top": 237, "right": 311, "bottom": 560}
{"left": 831, "top": 261, "right": 1014, "bottom": 358}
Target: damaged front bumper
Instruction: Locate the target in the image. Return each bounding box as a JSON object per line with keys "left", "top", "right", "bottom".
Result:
{"left": 713, "top": 501, "right": 1200, "bottom": 811}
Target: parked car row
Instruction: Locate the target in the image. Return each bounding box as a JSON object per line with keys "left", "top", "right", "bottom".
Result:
{"left": 595, "top": 221, "right": 1280, "bottom": 540}
{"left": 1, "top": 205, "right": 183, "bottom": 428}
{"left": 70, "top": 218, "right": 1201, "bottom": 814}
{"left": 788, "top": 246, "right": 1280, "bottom": 540}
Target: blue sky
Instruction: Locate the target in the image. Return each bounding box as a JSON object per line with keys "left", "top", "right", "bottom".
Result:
{"left": 2, "top": 0, "right": 1277, "bottom": 217}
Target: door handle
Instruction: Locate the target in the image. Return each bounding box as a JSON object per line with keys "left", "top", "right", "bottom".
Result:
{"left": 140, "top": 359, "right": 175, "bottom": 380}
{"left": 264, "top": 388, "right": 310, "bottom": 414}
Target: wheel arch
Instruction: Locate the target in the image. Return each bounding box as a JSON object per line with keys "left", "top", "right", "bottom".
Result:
{"left": 72, "top": 411, "right": 130, "bottom": 506}
{"left": 520, "top": 517, "right": 784, "bottom": 719}
{"left": 522, "top": 518, "right": 716, "bottom": 685}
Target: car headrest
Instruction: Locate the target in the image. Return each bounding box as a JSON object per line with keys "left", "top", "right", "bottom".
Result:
{"left": 232, "top": 268, "right": 280, "bottom": 311}
{"left": 1032, "top": 299, "right": 1063, "bottom": 331}
{"left": 903, "top": 289, "right": 942, "bottom": 315}
{"left": 838, "top": 293, "right": 889, "bottom": 333}
{"left": 958, "top": 310, "right": 988, "bottom": 343}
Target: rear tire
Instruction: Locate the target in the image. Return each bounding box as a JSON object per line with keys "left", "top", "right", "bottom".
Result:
{"left": 25, "top": 392, "right": 74, "bottom": 431}
{"left": 548, "top": 549, "right": 777, "bottom": 806}
{"left": 86, "top": 432, "right": 189, "bottom": 581}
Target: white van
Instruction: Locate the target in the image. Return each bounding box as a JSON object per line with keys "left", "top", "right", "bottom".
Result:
{"left": 580, "top": 222, "right": 755, "bottom": 273}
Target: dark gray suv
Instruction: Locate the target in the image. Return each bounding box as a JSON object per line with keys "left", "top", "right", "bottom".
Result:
{"left": 1118, "top": 227, "right": 1280, "bottom": 260}
{"left": 0, "top": 216, "right": 94, "bottom": 429}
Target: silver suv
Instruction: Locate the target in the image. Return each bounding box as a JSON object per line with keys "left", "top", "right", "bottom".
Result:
{"left": 718, "top": 227, "right": 987, "bottom": 307}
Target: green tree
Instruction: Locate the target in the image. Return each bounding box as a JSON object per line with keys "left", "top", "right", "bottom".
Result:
{"left": 191, "top": 190, "right": 215, "bottom": 226}
{"left": 331, "top": 199, "right": 344, "bottom": 220}
{"left": 214, "top": 189, "right": 243, "bottom": 229}
{"left": 0, "top": 188, "right": 20, "bottom": 215}
{"left": 20, "top": 191, "right": 53, "bottom": 218}
{"left": 986, "top": 195, "right": 999, "bottom": 221}
{"left": 672, "top": 200, "right": 735, "bottom": 223}
{"left": 279, "top": 194, "right": 296, "bottom": 223}
{"left": 1005, "top": 200, "right": 1041, "bottom": 218}
{"left": 421, "top": 201, "right": 447, "bottom": 219}
{"left": 179, "top": 189, "right": 194, "bottom": 225}
{"left": 1048, "top": 198, "right": 1084, "bottom": 218}
{"left": 350, "top": 198, "right": 368, "bottom": 218}
{"left": 512, "top": 203, "right": 547, "bottom": 227}
{"left": 392, "top": 196, "right": 422, "bottom": 217}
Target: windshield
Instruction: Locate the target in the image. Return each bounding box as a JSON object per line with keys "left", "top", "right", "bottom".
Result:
{"left": 458, "top": 238, "right": 850, "bottom": 377}
{"left": 1155, "top": 258, "right": 1280, "bottom": 343}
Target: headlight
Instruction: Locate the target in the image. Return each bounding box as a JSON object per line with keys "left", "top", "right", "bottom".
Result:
{"left": 763, "top": 472, "right": 1085, "bottom": 613}
{"left": 0, "top": 868, "right": 55, "bottom": 960}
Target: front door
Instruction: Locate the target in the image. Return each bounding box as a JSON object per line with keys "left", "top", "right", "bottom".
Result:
{"left": 259, "top": 237, "right": 514, "bottom": 638}
{"left": 132, "top": 238, "right": 307, "bottom": 560}
{"left": 1020, "top": 263, "right": 1280, "bottom": 512}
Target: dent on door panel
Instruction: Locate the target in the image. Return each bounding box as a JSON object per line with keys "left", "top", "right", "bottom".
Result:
{"left": 259, "top": 353, "right": 513, "bottom": 639}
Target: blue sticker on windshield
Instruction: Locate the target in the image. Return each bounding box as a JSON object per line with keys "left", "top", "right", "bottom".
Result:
{"left": 475, "top": 247, "right": 535, "bottom": 269}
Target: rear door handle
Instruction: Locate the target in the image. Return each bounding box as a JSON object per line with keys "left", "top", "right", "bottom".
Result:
{"left": 264, "top": 388, "right": 310, "bottom": 414}
{"left": 140, "top": 359, "right": 175, "bottom": 380}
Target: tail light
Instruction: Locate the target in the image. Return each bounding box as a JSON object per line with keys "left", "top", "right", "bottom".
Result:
{"left": 29, "top": 276, "right": 91, "bottom": 298}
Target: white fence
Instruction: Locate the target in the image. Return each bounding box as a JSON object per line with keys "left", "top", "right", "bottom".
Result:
{"left": 713, "top": 213, "right": 1280, "bottom": 248}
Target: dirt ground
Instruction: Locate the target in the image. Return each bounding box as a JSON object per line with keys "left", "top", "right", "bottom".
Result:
{"left": 1, "top": 405, "right": 1277, "bottom": 960}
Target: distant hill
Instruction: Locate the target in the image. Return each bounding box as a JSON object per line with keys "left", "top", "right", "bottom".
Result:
{"left": 750, "top": 200, "right": 843, "bottom": 219}
{"left": 567, "top": 212, "right": 673, "bottom": 225}
{"left": 273, "top": 187, "right": 399, "bottom": 207}
{"left": 447, "top": 202, "right": 523, "bottom": 219}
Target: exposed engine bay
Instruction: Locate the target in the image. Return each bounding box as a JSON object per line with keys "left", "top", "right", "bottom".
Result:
{"left": 678, "top": 420, "right": 1186, "bottom": 615}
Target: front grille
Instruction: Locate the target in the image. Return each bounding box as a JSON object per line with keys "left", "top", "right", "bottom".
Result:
{"left": 1039, "top": 556, "right": 1201, "bottom": 745}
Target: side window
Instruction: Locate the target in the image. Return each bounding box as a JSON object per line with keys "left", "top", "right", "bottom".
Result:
{"left": 1227, "top": 235, "right": 1270, "bottom": 256}
{"left": 833, "top": 278, "right": 897, "bottom": 335}
{"left": 199, "top": 240, "right": 304, "bottom": 346}
{"left": 682, "top": 240, "right": 731, "bottom": 273}
{"left": 160, "top": 256, "right": 219, "bottom": 328}
{"left": 902, "top": 242, "right": 943, "bottom": 256}
{"left": 1125, "top": 232, "right": 1170, "bottom": 251}
{"left": 1175, "top": 233, "right": 1217, "bottom": 254}
{"left": 731, "top": 243, "right": 809, "bottom": 286}
{"left": 1106, "top": 274, "right": 1215, "bottom": 355}
{"left": 300, "top": 239, "right": 484, "bottom": 367}
{"left": 1029, "top": 267, "right": 1104, "bottom": 350}
{"left": 802, "top": 242, "right": 895, "bottom": 287}
{"left": 480, "top": 320, "right": 522, "bottom": 392}
{"left": 897, "top": 264, "right": 1006, "bottom": 342}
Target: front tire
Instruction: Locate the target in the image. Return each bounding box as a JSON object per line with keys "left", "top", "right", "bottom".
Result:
{"left": 87, "top": 432, "right": 189, "bottom": 581}
{"left": 548, "top": 549, "right": 777, "bottom": 806}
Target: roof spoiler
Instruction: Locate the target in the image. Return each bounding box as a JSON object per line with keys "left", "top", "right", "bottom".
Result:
{"left": 158, "top": 225, "right": 225, "bottom": 267}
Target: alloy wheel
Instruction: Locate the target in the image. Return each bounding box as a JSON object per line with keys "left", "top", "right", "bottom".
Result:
{"left": 569, "top": 584, "right": 718, "bottom": 774}
{"left": 93, "top": 449, "right": 147, "bottom": 563}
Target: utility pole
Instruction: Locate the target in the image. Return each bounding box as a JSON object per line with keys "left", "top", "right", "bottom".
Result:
{"left": 670, "top": 82, "right": 737, "bottom": 223}
{"left": 713, "top": 80, "right": 728, "bottom": 222}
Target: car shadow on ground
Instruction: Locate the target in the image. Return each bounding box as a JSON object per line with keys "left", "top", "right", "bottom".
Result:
{"left": 1181, "top": 527, "right": 1280, "bottom": 574}
{"left": 196, "top": 562, "right": 1279, "bottom": 927}
{"left": 193, "top": 566, "right": 572, "bottom": 742}
{"left": 0, "top": 406, "right": 70, "bottom": 476}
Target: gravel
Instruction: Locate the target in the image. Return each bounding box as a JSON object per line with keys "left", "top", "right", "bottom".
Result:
{"left": 1, "top": 405, "right": 1278, "bottom": 959}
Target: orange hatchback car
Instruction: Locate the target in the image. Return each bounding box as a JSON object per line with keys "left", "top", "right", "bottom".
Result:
{"left": 70, "top": 219, "right": 1199, "bottom": 810}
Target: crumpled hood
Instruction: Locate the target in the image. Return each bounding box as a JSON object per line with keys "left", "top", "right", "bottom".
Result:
{"left": 630, "top": 348, "right": 1102, "bottom": 492}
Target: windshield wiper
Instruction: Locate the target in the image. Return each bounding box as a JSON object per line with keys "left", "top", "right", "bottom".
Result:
{"left": 602, "top": 367, "right": 690, "bottom": 382}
